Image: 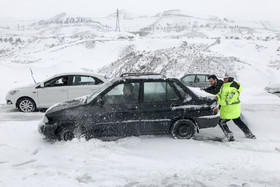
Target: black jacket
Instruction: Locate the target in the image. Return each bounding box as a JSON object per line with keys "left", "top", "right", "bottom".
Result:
{"left": 203, "top": 79, "right": 224, "bottom": 95}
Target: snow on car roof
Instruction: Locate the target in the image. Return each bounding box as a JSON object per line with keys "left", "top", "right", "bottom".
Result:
{"left": 124, "top": 75, "right": 167, "bottom": 79}
{"left": 120, "top": 73, "right": 167, "bottom": 79}
{"left": 109, "top": 75, "right": 170, "bottom": 82}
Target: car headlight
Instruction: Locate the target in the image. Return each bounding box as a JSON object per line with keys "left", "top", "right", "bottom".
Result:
{"left": 43, "top": 116, "right": 49, "bottom": 124}
{"left": 9, "top": 90, "right": 19, "bottom": 95}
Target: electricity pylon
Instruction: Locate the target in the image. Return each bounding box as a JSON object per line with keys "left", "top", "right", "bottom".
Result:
{"left": 115, "top": 9, "right": 120, "bottom": 32}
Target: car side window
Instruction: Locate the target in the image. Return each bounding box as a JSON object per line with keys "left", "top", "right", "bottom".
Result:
{"left": 144, "top": 82, "right": 166, "bottom": 102}
{"left": 196, "top": 75, "right": 207, "bottom": 82}
{"left": 102, "top": 82, "right": 139, "bottom": 105}
{"left": 72, "top": 75, "right": 96, "bottom": 86}
{"left": 45, "top": 76, "right": 68, "bottom": 87}
{"left": 143, "top": 82, "right": 179, "bottom": 102}
{"left": 182, "top": 75, "right": 195, "bottom": 83}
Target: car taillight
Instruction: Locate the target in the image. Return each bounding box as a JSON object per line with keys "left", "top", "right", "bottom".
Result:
{"left": 214, "top": 107, "right": 219, "bottom": 114}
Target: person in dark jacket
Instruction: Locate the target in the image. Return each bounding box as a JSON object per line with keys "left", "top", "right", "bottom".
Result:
{"left": 203, "top": 74, "right": 223, "bottom": 95}
{"left": 122, "top": 83, "right": 136, "bottom": 103}
{"left": 62, "top": 76, "right": 68, "bottom": 85}
{"left": 104, "top": 83, "right": 136, "bottom": 104}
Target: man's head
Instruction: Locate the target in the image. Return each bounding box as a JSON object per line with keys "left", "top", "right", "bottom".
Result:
{"left": 62, "top": 77, "right": 68, "bottom": 84}
{"left": 208, "top": 74, "right": 218, "bottom": 86}
{"left": 123, "top": 83, "right": 134, "bottom": 96}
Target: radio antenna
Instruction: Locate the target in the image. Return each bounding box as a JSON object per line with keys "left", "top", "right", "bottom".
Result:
{"left": 30, "top": 68, "right": 37, "bottom": 84}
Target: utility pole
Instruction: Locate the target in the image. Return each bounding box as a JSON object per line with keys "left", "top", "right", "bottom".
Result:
{"left": 115, "top": 9, "right": 120, "bottom": 32}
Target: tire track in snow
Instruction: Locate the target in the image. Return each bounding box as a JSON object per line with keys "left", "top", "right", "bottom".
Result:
{"left": 13, "top": 159, "right": 37, "bottom": 167}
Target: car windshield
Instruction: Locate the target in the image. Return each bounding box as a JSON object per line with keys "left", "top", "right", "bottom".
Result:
{"left": 86, "top": 81, "right": 113, "bottom": 103}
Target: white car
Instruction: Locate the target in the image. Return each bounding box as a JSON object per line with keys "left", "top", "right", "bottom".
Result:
{"left": 5, "top": 72, "right": 108, "bottom": 112}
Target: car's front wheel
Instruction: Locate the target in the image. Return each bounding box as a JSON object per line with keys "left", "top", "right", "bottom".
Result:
{"left": 17, "top": 97, "right": 36, "bottom": 112}
{"left": 60, "top": 128, "right": 75, "bottom": 141}
{"left": 171, "top": 119, "right": 196, "bottom": 139}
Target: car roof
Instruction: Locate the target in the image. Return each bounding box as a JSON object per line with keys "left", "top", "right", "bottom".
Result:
{"left": 182, "top": 73, "right": 210, "bottom": 76}
{"left": 111, "top": 76, "right": 177, "bottom": 82}
{"left": 105, "top": 73, "right": 179, "bottom": 82}
{"left": 43, "top": 72, "right": 107, "bottom": 82}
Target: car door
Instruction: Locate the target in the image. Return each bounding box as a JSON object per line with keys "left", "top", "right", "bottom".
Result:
{"left": 67, "top": 75, "right": 104, "bottom": 99}
{"left": 37, "top": 76, "right": 69, "bottom": 108}
{"left": 88, "top": 81, "right": 141, "bottom": 137}
{"left": 139, "top": 80, "right": 183, "bottom": 135}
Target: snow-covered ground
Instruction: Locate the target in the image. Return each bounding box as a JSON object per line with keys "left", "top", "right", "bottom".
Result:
{"left": 1, "top": 104, "right": 280, "bottom": 186}
{"left": 1, "top": 10, "right": 280, "bottom": 186}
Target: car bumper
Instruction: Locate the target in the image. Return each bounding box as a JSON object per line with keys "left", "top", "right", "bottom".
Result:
{"left": 38, "top": 120, "right": 58, "bottom": 139}
{"left": 193, "top": 113, "right": 220, "bottom": 129}
{"left": 5, "top": 95, "right": 17, "bottom": 109}
{"left": 4, "top": 101, "right": 15, "bottom": 110}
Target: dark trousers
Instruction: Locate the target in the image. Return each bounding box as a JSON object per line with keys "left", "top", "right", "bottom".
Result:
{"left": 219, "top": 117, "right": 252, "bottom": 137}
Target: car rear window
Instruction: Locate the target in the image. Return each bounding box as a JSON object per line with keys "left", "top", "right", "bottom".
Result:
{"left": 172, "top": 81, "right": 192, "bottom": 102}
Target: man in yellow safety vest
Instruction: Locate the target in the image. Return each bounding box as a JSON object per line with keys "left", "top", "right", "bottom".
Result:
{"left": 215, "top": 73, "right": 256, "bottom": 141}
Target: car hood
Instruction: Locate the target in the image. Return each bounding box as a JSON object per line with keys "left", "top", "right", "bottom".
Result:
{"left": 46, "top": 96, "right": 87, "bottom": 114}
{"left": 9, "top": 83, "right": 37, "bottom": 91}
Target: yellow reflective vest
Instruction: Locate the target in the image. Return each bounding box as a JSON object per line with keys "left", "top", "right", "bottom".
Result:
{"left": 215, "top": 81, "right": 242, "bottom": 119}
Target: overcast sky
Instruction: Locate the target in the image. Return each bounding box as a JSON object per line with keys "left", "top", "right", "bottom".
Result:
{"left": 0, "top": 0, "right": 279, "bottom": 21}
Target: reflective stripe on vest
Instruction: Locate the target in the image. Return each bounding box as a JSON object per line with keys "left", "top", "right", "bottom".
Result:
{"left": 231, "top": 101, "right": 240, "bottom": 105}
{"left": 225, "top": 99, "right": 240, "bottom": 105}
{"left": 231, "top": 97, "right": 240, "bottom": 105}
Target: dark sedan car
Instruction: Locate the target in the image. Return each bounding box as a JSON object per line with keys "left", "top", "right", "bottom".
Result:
{"left": 39, "top": 73, "right": 220, "bottom": 141}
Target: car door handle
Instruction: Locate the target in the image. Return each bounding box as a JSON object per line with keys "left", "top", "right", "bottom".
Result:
{"left": 170, "top": 104, "right": 179, "bottom": 108}
{"left": 128, "top": 106, "right": 138, "bottom": 110}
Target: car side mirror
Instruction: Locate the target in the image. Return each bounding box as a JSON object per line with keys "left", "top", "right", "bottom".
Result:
{"left": 96, "top": 98, "right": 104, "bottom": 106}
{"left": 40, "top": 82, "right": 44, "bottom": 88}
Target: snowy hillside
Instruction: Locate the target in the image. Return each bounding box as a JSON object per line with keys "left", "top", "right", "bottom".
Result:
{"left": 1, "top": 9, "right": 280, "bottom": 187}
{"left": 0, "top": 9, "right": 279, "bottom": 101}
{"left": 98, "top": 39, "right": 244, "bottom": 78}
{"left": 1, "top": 10, "right": 280, "bottom": 102}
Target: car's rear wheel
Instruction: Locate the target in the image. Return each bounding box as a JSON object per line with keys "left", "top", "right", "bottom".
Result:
{"left": 60, "top": 128, "right": 75, "bottom": 141}
{"left": 171, "top": 119, "right": 196, "bottom": 139}
{"left": 17, "top": 97, "right": 36, "bottom": 112}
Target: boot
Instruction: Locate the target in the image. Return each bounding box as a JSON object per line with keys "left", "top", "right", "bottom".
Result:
{"left": 245, "top": 133, "right": 256, "bottom": 139}
{"left": 226, "top": 133, "right": 235, "bottom": 142}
